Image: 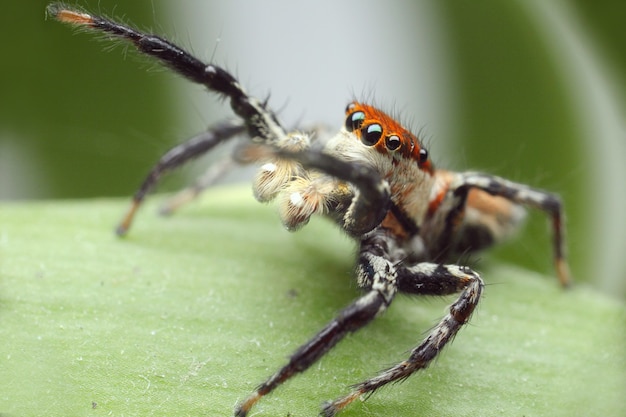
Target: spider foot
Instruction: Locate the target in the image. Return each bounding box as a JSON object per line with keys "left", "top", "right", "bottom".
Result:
{"left": 115, "top": 198, "right": 140, "bottom": 236}
{"left": 234, "top": 392, "right": 261, "bottom": 417}
{"left": 320, "top": 391, "right": 362, "bottom": 417}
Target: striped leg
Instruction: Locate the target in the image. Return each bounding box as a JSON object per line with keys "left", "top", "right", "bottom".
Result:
{"left": 234, "top": 245, "right": 399, "bottom": 417}
{"left": 322, "top": 262, "right": 484, "bottom": 417}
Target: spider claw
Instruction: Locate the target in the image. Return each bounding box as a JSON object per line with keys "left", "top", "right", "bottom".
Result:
{"left": 115, "top": 199, "right": 140, "bottom": 236}
{"left": 320, "top": 402, "right": 337, "bottom": 417}
{"left": 320, "top": 391, "right": 361, "bottom": 417}
{"left": 556, "top": 257, "right": 573, "bottom": 288}
{"left": 234, "top": 392, "right": 261, "bottom": 417}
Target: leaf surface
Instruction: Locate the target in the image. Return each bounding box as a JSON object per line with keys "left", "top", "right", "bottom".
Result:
{"left": 1, "top": 187, "right": 624, "bottom": 416}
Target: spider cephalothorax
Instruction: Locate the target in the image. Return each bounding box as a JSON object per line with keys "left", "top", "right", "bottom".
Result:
{"left": 49, "top": 4, "right": 571, "bottom": 417}
{"left": 344, "top": 102, "right": 432, "bottom": 168}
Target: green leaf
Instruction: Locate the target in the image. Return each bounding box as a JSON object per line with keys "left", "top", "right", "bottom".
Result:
{"left": 1, "top": 186, "right": 624, "bottom": 416}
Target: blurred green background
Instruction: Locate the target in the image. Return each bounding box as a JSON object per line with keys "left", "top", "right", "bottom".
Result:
{"left": 1, "top": 0, "right": 625, "bottom": 297}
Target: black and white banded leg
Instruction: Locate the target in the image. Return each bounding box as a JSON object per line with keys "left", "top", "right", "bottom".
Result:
{"left": 322, "top": 261, "right": 484, "bottom": 417}
{"left": 234, "top": 247, "right": 399, "bottom": 417}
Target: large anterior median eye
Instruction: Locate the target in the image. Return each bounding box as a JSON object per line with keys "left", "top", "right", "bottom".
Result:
{"left": 361, "top": 123, "right": 383, "bottom": 146}
{"left": 345, "top": 111, "right": 365, "bottom": 132}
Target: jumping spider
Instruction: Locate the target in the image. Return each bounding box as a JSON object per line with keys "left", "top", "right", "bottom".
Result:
{"left": 48, "top": 4, "right": 571, "bottom": 416}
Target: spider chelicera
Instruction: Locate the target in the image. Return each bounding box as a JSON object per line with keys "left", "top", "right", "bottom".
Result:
{"left": 48, "top": 4, "right": 571, "bottom": 416}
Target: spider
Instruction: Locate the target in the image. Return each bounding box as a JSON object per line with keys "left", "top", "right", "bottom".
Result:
{"left": 48, "top": 4, "right": 571, "bottom": 416}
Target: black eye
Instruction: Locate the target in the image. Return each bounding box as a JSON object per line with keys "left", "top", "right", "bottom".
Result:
{"left": 385, "top": 135, "right": 401, "bottom": 151}
{"left": 345, "top": 111, "right": 365, "bottom": 132}
{"left": 418, "top": 148, "right": 429, "bottom": 163}
{"left": 361, "top": 123, "right": 383, "bottom": 146}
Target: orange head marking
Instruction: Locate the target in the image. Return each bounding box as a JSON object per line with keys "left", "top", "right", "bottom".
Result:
{"left": 344, "top": 102, "right": 433, "bottom": 173}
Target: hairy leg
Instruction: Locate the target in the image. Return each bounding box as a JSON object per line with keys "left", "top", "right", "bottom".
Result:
{"left": 116, "top": 121, "right": 244, "bottom": 235}
{"left": 322, "top": 262, "right": 483, "bottom": 416}
{"left": 234, "top": 233, "right": 399, "bottom": 416}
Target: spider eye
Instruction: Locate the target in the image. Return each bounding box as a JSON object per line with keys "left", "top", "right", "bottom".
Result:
{"left": 418, "top": 148, "right": 429, "bottom": 163}
{"left": 345, "top": 111, "right": 365, "bottom": 132}
{"left": 361, "top": 123, "right": 383, "bottom": 146}
{"left": 385, "top": 135, "right": 401, "bottom": 151}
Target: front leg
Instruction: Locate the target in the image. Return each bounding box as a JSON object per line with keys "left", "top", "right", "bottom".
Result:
{"left": 235, "top": 144, "right": 391, "bottom": 235}
{"left": 234, "top": 240, "right": 399, "bottom": 417}
{"left": 322, "top": 262, "right": 484, "bottom": 416}
{"left": 282, "top": 148, "right": 392, "bottom": 235}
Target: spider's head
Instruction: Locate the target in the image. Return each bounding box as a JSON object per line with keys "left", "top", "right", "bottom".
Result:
{"left": 343, "top": 102, "right": 433, "bottom": 174}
